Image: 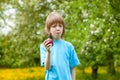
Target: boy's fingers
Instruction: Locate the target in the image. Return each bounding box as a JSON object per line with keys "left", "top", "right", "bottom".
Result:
{"left": 46, "top": 43, "right": 52, "bottom": 47}
{"left": 45, "top": 41, "right": 50, "bottom": 46}
{"left": 44, "top": 40, "right": 48, "bottom": 46}
{"left": 46, "top": 43, "right": 52, "bottom": 50}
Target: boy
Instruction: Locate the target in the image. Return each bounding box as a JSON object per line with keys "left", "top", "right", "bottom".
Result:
{"left": 40, "top": 11, "right": 80, "bottom": 80}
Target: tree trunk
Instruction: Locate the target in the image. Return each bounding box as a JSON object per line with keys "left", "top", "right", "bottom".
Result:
{"left": 107, "top": 52, "right": 116, "bottom": 75}
{"left": 92, "top": 65, "right": 98, "bottom": 80}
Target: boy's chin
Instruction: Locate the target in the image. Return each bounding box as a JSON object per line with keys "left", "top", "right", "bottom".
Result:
{"left": 53, "top": 36, "right": 61, "bottom": 40}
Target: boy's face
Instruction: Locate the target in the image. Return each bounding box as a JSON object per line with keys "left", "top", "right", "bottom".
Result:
{"left": 50, "top": 23, "right": 63, "bottom": 40}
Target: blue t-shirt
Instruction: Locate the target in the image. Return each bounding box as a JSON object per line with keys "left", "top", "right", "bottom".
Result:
{"left": 40, "top": 39, "right": 80, "bottom": 80}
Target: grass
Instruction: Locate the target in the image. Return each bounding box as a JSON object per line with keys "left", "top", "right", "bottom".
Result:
{"left": 0, "top": 66, "right": 120, "bottom": 80}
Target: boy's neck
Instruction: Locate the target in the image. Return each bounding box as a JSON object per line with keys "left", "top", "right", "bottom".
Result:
{"left": 53, "top": 38, "right": 62, "bottom": 40}
{"left": 52, "top": 36, "right": 62, "bottom": 40}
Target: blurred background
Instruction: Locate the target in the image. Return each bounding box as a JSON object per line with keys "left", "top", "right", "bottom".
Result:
{"left": 0, "top": 0, "right": 120, "bottom": 80}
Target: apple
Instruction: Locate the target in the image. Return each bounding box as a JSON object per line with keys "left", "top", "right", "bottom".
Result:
{"left": 45, "top": 38, "right": 53, "bottom": 46}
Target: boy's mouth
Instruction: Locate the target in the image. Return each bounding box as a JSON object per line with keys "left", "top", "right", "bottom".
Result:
{"left": 55, "top": 31, "right": 61, "bottom": 34}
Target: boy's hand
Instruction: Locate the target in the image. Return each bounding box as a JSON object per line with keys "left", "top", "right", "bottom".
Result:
{"left": 44, "top": 38, "right": 53, "bottom": 51}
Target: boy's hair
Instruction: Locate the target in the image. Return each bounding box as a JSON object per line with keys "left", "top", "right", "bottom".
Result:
{"left": 45, "top": 11, "right": 65, "bottom": 38}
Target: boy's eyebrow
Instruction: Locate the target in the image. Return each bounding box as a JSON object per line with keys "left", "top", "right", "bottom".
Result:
{"left": 51, "top": 24, "right": 56, "bottom": 26}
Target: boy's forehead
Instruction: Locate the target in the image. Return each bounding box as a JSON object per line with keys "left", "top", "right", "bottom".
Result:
{"left": 51, "top": 22, "right": 63, "bottom": 25}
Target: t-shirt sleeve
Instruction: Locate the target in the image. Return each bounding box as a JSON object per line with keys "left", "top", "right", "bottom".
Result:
{"left": 40, "top": 44, "right": 46, "bottom": 67}
{"left": 69, "top": 45, "right": 80, "bottom": 69}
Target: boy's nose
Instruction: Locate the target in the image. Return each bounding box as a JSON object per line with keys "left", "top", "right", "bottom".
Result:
{"left": 56, "top": 26, "right": 60, "bottom": 30}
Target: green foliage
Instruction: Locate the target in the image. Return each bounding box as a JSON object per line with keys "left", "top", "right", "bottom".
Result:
{"left": 0, "top": 1, "right": 120, "bottom": 77}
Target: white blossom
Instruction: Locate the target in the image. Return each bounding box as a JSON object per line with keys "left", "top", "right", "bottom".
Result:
{"left": 104, "top": 39, "right": 107, "bottom": 42}
{"left": 86, "top": 47, "right": 89, "bottom": 50}
{"left": 83, "top": 19, "right": 88, "bottom": 22}
{"left": 91, "top": 31, "right": 94, "bottom": 34}
{"left": 110, "top": 36, "right": 113, "bottom": 39}
{"left": 81, "top": 49, "right": 84, "bottom": 52}
{"left": 93, "top": 46, "right": 96, "bottom": 49}
{"left": 108, "top": 29, "right": 111, "bottom": 32}
{"left": 36, "top": 31, "right": 41, "bottom": 34}
{"left": 112, "top": 32, "right": 115, "bottom": 34}
{"left": 84, "top": 28, "right": 87, "bottom": 30}
{"left": 90, "top": 24, "right": 94, "bottom": 28}
{"left": 82, "top": 10, "right": 88, "bottom": 18}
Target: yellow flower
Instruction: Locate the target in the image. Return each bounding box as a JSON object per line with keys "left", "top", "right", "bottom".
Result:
{"left": 0, "top": 67, "right": 45, "bottom": 80}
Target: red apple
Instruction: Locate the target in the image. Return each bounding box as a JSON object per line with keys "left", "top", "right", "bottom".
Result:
{"left": 45, "top": 38, "right": 53, "bottom": 46}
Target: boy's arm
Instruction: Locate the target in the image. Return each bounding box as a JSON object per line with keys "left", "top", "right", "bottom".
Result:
{"left": 44, "top": 50, "right": 51, "bottom": 70}
{"left": 44, "top": 39, "right": 53, "bottom": 70}
{"left": 72, "top": 67, "right": 76, "bottom": 80}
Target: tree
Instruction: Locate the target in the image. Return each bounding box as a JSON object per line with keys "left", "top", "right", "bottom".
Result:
{"left": 0, "top": 0, "right": 69, "bottom": 67}
{"left": 0, "top": 1, "right": 120, "bottom": 78}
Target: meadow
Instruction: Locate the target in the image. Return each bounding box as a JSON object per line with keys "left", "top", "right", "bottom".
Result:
{"left": 0, "top": 66, "right": 120, "bottom": 80}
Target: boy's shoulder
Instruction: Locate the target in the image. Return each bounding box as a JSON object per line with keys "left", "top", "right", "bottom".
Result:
{"left": 63, "top": 40, "right": 74, "bottom": 48}
{"left": 39, "top": 42, "right": 45, "bottom": 48}
{"left": 63, "top": 40, "right": 72, "bottom": 45}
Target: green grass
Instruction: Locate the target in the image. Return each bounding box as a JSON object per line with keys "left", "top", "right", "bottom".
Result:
{"left": 76, "top": 72, "right": 120, "bottom": 80}
{"left": 76, "top": 66, "right": 120, "bottom": 80}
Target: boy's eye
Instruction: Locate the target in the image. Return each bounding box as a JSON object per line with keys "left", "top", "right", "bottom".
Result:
{"left": 52, "top": 25, "right": 56, "bottom": 28}
{"left": 51, "top": 24, "right": 63, "bottom": 28}
{"left": 51, "top": 24, "right": 56, "bottom": 28}
{"left": 59, "top": 24, "right": 63, "bottom": 27}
